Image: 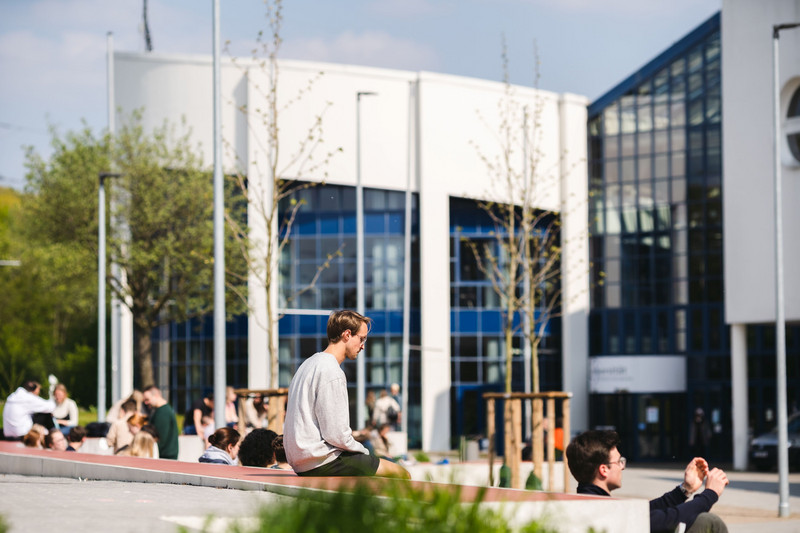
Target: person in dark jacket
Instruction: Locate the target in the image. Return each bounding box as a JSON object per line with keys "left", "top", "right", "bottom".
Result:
{"left": 566, "top": 430, "right": 729, "bottom": 533}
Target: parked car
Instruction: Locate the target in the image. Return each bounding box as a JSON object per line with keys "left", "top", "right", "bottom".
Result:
{"left": 750, "top": 412, "right": 800, "bottom": 471}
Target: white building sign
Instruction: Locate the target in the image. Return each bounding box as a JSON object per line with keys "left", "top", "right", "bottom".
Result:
{"left": 590, "top": 355, "right": 686, "bottom": 394}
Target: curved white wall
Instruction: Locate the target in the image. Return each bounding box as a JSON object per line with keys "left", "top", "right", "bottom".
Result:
{"left": 115, "top": 52, "right": 589, "bottom": 451}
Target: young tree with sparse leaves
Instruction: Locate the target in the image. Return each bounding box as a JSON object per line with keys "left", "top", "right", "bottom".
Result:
{"left": 224, "top": 0, "right": 342, "bottom": 418}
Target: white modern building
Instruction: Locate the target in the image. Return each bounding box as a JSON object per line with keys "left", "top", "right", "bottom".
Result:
{"left": 114, "top": 52, "right": 589, "bottom": 451}
{"left": 722, "top": 0, "right": 800, "bottom": 468}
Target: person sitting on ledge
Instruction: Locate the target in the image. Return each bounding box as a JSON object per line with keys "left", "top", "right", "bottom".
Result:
{"left": 566, "top": 429, "right": 729, "bottom": 533}
{"left": 283, "top": 310, "right": 409, "bottom": 479}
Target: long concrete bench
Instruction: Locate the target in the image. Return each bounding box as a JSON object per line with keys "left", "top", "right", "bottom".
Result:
{"left": 0, "top": 441, "right": 648, "bottom": 532}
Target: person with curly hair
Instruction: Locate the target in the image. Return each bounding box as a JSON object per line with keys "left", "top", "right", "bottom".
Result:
{"left": 238, "top": 428, "right": 277, "bottom": 468}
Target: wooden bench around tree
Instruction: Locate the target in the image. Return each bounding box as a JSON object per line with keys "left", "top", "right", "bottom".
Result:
{"left": 483, "top": 391, "right": 572, "bottom": 491}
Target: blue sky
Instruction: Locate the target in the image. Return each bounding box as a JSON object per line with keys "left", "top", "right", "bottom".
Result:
{"left": 0, "top": 0, "right": 719, "bottom": 190}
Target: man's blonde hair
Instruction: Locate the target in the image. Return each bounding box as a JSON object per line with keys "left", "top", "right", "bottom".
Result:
{"left": 327, "top": 310, "right": 371, "bottom": 342}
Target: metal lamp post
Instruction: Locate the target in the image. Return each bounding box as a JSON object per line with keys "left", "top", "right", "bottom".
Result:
{"left": 98, "top": 172, "right": 121, "bottom": 423}
{"left": 212, "top": 0, "right": 227, "bottom": 431}
{"left": 772, "top": 21, "right": 800, "bottom": 519}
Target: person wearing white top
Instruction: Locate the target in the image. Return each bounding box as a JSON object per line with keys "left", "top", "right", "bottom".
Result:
{"left": 284, "top": 310, "right": 409, "bottom": 479}
{"left": 2, "top": 381, "right": 56, "bottom": 438}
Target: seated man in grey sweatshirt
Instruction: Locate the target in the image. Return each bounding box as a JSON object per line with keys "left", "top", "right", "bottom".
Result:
{"left": 284, "top": 309, "right": 410, "bottom": 479}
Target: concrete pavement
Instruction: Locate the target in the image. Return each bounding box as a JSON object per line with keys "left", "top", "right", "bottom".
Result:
{"left": 2, "top": 441, "right": 799, "bottom": 533}
{"left": 0, "top": 474, "right": 290, "bottom": 533}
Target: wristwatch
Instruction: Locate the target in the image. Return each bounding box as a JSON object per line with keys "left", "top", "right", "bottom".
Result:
{"left": 679, "top": 483, "right": 692, "bottom": 497}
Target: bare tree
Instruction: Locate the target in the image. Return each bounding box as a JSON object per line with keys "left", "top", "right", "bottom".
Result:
{"left": 224, "top": 1, "right": 341, "bottom": 425}
{"left": 466, "top": 44, "right": 563, "bottom": 397}
{"left": 465, "top": 44, "right": 585, "bottom": 483}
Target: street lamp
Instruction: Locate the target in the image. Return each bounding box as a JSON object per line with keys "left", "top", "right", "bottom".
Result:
{"left": 772, "top": 21, "right": 800, "bottom": 519}
{"left": 98, "top": 171, "right": 121, "bottom": 423}
{"left": 356, "top": 90, "right": 376, "bottom": 428}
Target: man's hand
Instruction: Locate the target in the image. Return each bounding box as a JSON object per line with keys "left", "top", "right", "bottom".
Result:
{"left": 705, "top": 467, "right": 729, "bottom": 496}
{"left": 683, "top": 457, "right": 709, "bottom": 493}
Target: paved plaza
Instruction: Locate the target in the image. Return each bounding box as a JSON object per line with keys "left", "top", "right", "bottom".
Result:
{"left": 1, "top": 460, "right": 799, "bottom": 532}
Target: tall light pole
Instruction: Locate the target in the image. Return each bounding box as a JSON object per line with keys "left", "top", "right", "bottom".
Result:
{"left": 772, "top": 21, "right": 799, "bottom": 519}
{"left": 356, "top": 90, "right": 376, "bottom": 429}
{"left": 98, "top": 172, "right": 121, "bottom": 423}
{"left": 212, "top": 0, "right": 227, "bottom": 431}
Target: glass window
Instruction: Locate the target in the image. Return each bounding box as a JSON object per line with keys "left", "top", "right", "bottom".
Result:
{"left": 688, "top": 46, "right": 703, "bottom": 72}
{"left": 604, "top": 105, "right": 620, "bottom": 136}
{"left": 638, "top": 179, "right": 653, "bottom": 206}
{"left": 638, "top": 131, "right": 652, "bottom": 153}
{"left": 652, "top": 181, "right": 669, "bottom": 207}
{"left": 638, "top": 104, "right": 653, "bottom": 132}
{"left": 671, "top": 152, "right": 686, "bottom": 178}
{"left": 654, "top": 155, "right": 669, "bottom": 179}
{"left": 654, "top": 130, "right": 669, "bottom": 153}
{"left": 688, "top": 99, "right": 704, "bottom": 126}
{"left": 621, "top": 100, "right": 637, "bottom": 134}
{"left": 621, "top": 134, "right": 636, "bottom": 157}
{"left": 705, "top": 32, "right": 720, "bottom": 63}
{"left": 672, "top": 178, "right": 687, "bottom": 204}
{"left": 670, "top": 101, "right": 686, "bottom": 127}
{"left": 639, "top": 156, "right": 652, "bottom": 181}
{"left": 654, "top": 103, "right": 669, "bottom": 129}
{"left": 621, "top": 158, "right": 636, "bottom": 182}
{"left": 654, "top": 68, "right": 669, "bottom": 93}
{"left": 299, "top": 239, "right": 317, "bottom": 260}
{"left": 621, "top": 184, "right": 637, "bottom": 207}
{"left": 605, "top": 160, "right": 619, "bottom": 183}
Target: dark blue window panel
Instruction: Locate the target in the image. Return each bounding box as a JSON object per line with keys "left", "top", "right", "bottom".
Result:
{"left": 388, "top": 311, "right": 404, "bottom": 333}
{"left": 482, "top": 311, "right": 502, "bottom": 333}
{"left": 450, "top": 310, "right": 458, "bottom": 330}
{"left": 388, "top": 214, "right": 404, "bottom": 233}
{"left": 279, "top": 315, "right": 296, "bottom": 335}
{"left": 368, "top": 312, "right": 387, "bottom": 334}
{"left": 297, "top": 214, "right": 317, "bottom": 235}
{"left": 320, "top": 214, "right": 339, "bottom": 234}
{"left": 299, "top": 314, "right": 318, "bottom": 334}
{"left": 342, "top": 214, "right": 356, "bottom": 233}
{"left": 459, "top": 311, "right": 479, "bottom": 333}
{"left": 365, "top": 213, "right": 385, "bottom": 233}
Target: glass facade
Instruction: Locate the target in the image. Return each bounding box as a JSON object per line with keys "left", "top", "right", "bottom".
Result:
{"left": 589, "top": 18, "right": 728, "bottom": 460}
{"left": 152, "top": 315, "right": 249, "bottom": 416}
{"left": 277, "top": 184, "right": 422, "bottom": 447}
{"left": 449, "top": 197, "right": 561, "bottom": 446}
{"left": 153, "top": 183, "right": 421, "bottom": 445}
{"left": 588, "top": 13, "right": 800, "bottom": 461}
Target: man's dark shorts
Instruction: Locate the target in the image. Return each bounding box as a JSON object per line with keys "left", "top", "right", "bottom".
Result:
{"left": 296, "top": 451, "right": 380, "bottom": 477}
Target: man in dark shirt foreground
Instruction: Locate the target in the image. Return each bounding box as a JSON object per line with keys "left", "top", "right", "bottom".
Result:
{"left": 566, "top": 430, "right": 729, "bottom": 533}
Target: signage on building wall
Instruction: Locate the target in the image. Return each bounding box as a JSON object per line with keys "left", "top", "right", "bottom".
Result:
{"left": 589, "top": 355, "right": 687, "bottom": 394}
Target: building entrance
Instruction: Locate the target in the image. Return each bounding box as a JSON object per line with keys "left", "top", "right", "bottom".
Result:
{"left": 590, "top": 392, "right": 686, "bottom": 462}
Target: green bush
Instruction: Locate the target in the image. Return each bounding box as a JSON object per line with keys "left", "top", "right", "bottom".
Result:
{"left": 209, "top": 481, "right": 560, "bottom": 533}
